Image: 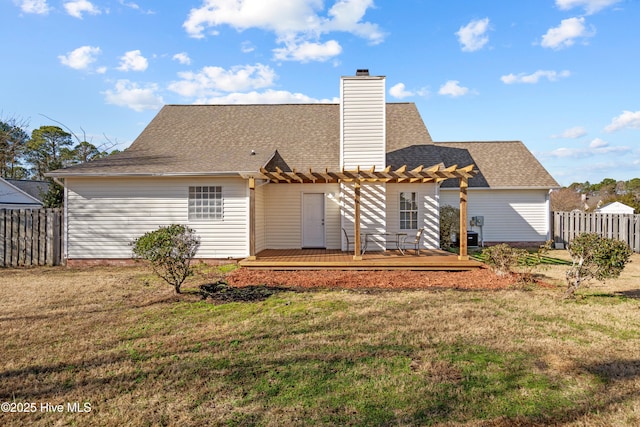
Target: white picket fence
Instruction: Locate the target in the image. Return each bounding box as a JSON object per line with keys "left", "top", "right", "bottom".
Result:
{"left": 553, "top": 211, "right": 640, "bottom": 253}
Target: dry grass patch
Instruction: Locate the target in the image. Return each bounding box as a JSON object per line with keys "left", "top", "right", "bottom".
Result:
{"left": 0, "top": 260, "right": 639, "bottom": 426}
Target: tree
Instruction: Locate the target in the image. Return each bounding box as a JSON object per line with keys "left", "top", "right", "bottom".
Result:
{"left": 439, "top": 205, "right": 460, "bottom": 249}
{"left": 61, "top": 141, "right": 105, "bottom": 166}
{"left": 25, "top": 126, "right": 72, "bottom": 180}
{"left": 131, "top": 225, "right": 200, "bottom": 294}
{"left": 565, "top": 233, "right": 632, "bottom": 298}
{"left": 625, "top": 178, "right": 640, "bottom": 194}
{"left": 0, "top": 117, "right": 30, "bottom": 179}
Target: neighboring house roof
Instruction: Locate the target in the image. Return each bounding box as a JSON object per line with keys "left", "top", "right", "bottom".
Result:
{"left": 0, "top": 178, "right": 44, "bottom": 207}
{"left": 5, "top": 179, "right": 49, "bottom": 202}
{"left": 596, "top": 201, "right": 635, "bottom": 214}
{"left": 48, "top": 103, "right": 558, "bottom": 189}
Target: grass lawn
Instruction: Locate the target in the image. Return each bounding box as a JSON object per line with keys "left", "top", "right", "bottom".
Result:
{"left": 1, "top": 252, "right": 639, "bottom": 426}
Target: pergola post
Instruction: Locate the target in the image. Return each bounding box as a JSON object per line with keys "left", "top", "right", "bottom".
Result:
{"left": 458, "top": 177, "right": 469, "bottom": 261}
{"left": 248, "top": 177, "right": 256, "bottom": 260}
{"left": 353, "top": 180, "right": 362, "bottom": 260}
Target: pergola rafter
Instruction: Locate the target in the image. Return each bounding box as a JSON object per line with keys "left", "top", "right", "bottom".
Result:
{"left": 259, "top": 164, "right": 475, "bottom": 185}
{"left": 249, "top": 163, "right": 477, "bottom": 261}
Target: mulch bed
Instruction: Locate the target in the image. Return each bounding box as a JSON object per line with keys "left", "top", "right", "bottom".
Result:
{"left": 223, "top": 267, "right": 552, "bottom": 291}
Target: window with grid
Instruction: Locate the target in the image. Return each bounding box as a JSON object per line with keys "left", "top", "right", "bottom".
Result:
{"left": 399, "top": 192, "right": 418, "bottom": 230}
{"left": 188, "top": 186, "right": 222, "bottom": 220}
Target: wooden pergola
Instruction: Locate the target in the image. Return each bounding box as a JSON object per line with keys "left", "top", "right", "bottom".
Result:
{"left": 247, "top": 163, "right": 477, "bottom": 261}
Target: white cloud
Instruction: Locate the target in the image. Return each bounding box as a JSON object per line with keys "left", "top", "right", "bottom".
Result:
{"left": 273, "top": 39, "right": 342, "bottom": 62}
{"left": 455, "top": 18, "right": 490, "bottom": 52}
{"left": 589, "top": 138, "right": 608, "bottom": 148}
{"left": 552, "top": 126, "right": 587, "bottom": 138}
{"left": 168, "top": 63, "right": 277, "bottom": 98}
{"left": 58, "top": 45, "right": 101, "bottom": 70}
{"left": 118, "top": 0, "right": 154, "bottom": 14}
{"left": 604, "top": 110, "right": 640, "bottom": 132}
{"left": 199, "top": 89, "right": 339, "bottom": 104}
{"left": 546, "top": 142, "right": 631, "bottom": 159}
{"left": 389, "top": 83, "right": 413, "bottom": 99}
{"left": 556, "top": 0, "right": 621, "bottom": 15}
{"left": 18, "top": 0, "right": 50, "bottom": 14}
{"left": 172, "top": 52, "right": 191, "bottom": 65}
{"left": 64, "top": 0, "right": 101, "bottom": 19}
{"left": 241, "top": 41, "right": 255, "bottom": 53}
{"left": 117, "top": 50, "right": 149, "bottom": 72}
{"left": 183, "top": 0, "right": 383, "bottom": 62}
{"left": 103, "top": 80, "right": 164, "bottom": 112}
{"left": 324, "top": 0, "right": 384, "bottom": 44}
{"left": 540, "top": 17, "right": 594, "bottom": 50}
{"left": 501, "top": 70, "right": 571, "bottom": 84}
{"left": 438, "top": 80, "right": 469, "bottom": 97}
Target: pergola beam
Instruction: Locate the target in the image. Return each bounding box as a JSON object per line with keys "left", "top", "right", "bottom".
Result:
{"left": 259, "top": 164, "right": 477, "bottom": 184}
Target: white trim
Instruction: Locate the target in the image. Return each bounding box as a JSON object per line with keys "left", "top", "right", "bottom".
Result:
{"left": 440, "top": 186, "right": 559, "bottom": 191}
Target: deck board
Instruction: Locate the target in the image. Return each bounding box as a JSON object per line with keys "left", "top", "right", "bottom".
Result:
{"left": 239, "top": 249, "right": 483, "bottom": 271}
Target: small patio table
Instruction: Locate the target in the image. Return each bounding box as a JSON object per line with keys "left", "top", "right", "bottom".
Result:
{"left": 362, "top": 232, "right": 407, "bottom": 255}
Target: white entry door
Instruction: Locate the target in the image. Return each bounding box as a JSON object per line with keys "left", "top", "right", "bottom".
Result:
{"left": 302, "top": 193, "right": 325, "bottom": 248}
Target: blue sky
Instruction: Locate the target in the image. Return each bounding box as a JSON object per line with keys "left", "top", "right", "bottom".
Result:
{"left": 2, "top": 0, "right": 639, "bottom": 186}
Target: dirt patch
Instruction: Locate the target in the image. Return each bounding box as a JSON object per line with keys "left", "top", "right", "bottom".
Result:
{"left": 224, "top": 267, "right": 549, "bottom": 291}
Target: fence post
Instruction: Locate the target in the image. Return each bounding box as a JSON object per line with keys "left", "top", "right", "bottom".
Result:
{"left": 0, "top": 209, "right": 6, "bottom": 267}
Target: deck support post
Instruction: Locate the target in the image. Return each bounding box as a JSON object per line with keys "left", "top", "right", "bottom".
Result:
{"left": 248, "top": 177, "right": 256, "bottom": 260}
{"left": 458, "top": 177, "right": 469, "bottom": 261}
{"left": 353, "top": 180, "right": 362, "bottom": 260}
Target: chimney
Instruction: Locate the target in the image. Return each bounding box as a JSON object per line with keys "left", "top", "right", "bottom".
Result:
{"left": 340, "top": 70, "right": 386, "bottom": 169}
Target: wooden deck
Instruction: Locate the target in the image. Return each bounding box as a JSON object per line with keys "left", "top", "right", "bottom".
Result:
{"left": 239, "top": 249, "right": 483, "bottom": 271}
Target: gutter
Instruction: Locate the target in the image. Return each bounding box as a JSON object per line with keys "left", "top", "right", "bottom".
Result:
{"left": 45, "top": 171, "right": 258, "bottom": 178}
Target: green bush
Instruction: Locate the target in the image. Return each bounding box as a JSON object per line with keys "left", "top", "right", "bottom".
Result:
{"left": 439, "top": 205, "right": 460, "bottom": 249}
{"left": 131, "top": 224, "right": 200, "bottom": 294}
{"left": 481, "top": 244, "right": 528, "bottom": 276}
{"left": 565, "top": 233, "right": 632, "bottom": 298}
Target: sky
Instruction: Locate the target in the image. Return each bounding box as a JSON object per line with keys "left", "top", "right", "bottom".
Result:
{"left": 2, "top": 0, "right": 639, "bottom": 186}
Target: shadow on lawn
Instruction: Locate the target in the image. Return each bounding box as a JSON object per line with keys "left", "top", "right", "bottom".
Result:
{"left": 615, "top": 289, "right": 640, "bottom": 299}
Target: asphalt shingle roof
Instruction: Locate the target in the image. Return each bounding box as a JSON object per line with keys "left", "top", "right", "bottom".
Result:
{"left": 435, "top": 141, "right": 559, "bottom": 188}
{"left": 48, "top": 103, "right": 558, "bottom": 189}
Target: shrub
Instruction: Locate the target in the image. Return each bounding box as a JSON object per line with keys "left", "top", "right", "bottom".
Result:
{"left": 131, "top": 224, "right": 200, "bottom": 294}
{"left": 565, "top": 233, "right": 632, "bottom": 298}
{"left": 481, "top": 244, "right": 528, "bottom": 277}
{"left": 439, "top": 205, "right": 460, "bottom": 249}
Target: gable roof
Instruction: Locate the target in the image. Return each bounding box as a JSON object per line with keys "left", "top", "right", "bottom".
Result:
{"left": 596, "top": 201, "right": 635, "bottom": 213}
{"left": 47, "top": 103, "right": 558, "bottom": 189}
{"left": 435, "top": 141, "right": 559, "bottom": 189}
{"left": 49, "top": 103, "right": 433, "bottom": 177}
{"left": 0, "top": 178, "right": 44, "bottom": 207}
{"left": 5, "top": 179, "right": 49, "bottom": 202}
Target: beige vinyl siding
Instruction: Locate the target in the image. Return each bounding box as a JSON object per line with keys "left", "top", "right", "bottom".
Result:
{"left": 263, "top": 183, "right": 341, "bottom": 249}
{"left": 340, "top": 76, "right": 386, "bottom": 169}
{"left": 65, "top": 176, "right": 249, "bottom": 259}
{"left": 439, "top": 189, "right": 550, "bottom": 242}
{"left": 386, "top": 183, "right": 439, "bottom": 249}
{"left": 341, "top": 182, "right": 387, "bottom": 251}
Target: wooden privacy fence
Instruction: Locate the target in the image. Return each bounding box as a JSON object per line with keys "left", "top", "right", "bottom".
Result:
{"left": 553, "top": 211, "right": 640, "bottom": 253}
{"left": 0, "top": 208, "right": 64, "bottom": 267}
